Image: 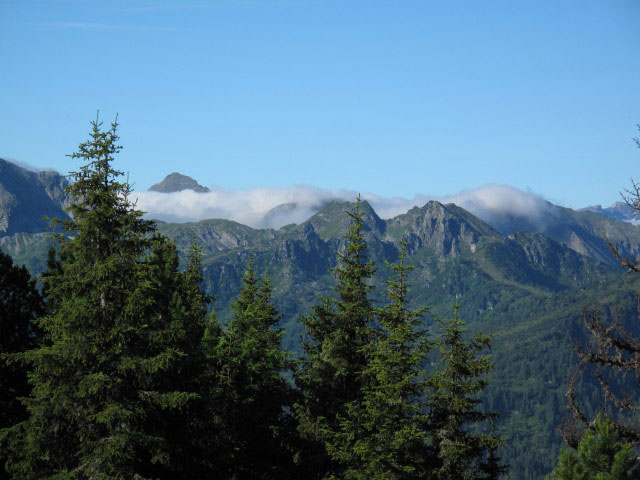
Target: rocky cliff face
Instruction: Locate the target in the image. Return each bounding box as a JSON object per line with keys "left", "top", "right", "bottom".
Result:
{"left": 385, "top": 201, "right": 500, "bottom": 258}
{"left": 150, "top": 199, "right": 615, "bottom": 328}
{"left": 155, "top": 218, "right": 278, "bottom": 256}
{"left": 0, "top": 159, "right": 70, "bottom": 236}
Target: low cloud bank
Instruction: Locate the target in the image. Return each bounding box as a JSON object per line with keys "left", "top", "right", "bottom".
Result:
{"left": 132, "top": 183, "right": 554, "bottom": 230}
{"left": 3, "top": 157, "right": 58, "bottom": 173}
{"left": 133, "top": 185, "right": 355, "bottom": 228}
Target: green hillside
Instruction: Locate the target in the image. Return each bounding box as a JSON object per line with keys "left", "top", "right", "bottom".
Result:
{"left": 149, "top": 200, "right": 629, "bottom": 478}
{"left": 3, "top": 198, "right": 637, "bottom": 478}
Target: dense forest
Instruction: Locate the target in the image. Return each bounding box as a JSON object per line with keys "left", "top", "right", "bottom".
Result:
{"left": 1, "top": 120, "right": 640, "bottom": 479}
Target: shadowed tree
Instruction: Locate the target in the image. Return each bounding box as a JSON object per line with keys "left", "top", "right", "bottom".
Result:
{"left": 325, "top": 241, "right": 434, "bottom": 479}
{"left": 214, "top": 258, "right": 297, "bottom": 479}
{"left": 294, "top": 197, "right": 377, "bottom": 479}
{"left": 1, "top": 117, "right": 212, "bottom": 479}
{"left": 427, "top": 306, "right": 507, "bottom": 480}
{"left": 0, "top": 251, "right": 45, "bottom": 479}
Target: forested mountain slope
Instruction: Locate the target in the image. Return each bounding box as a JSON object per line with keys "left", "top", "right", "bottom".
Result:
{"left": 3, "top": 163, "right": 640, "bottom": 477}
{"left": 156, "top": 199, "right": 631, "bottom": 477}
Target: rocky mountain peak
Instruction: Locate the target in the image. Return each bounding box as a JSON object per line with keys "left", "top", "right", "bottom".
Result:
{"left": 149, "top": 172, "right": 210, "bottom": 193}
{"left": 303, "top": 200, "right": 386, "bottom": 240}
{"left": 579, "top": 201, "right": 637, "bottom": 223}
{"left": 385, "top": 200, "right": 499, "bottom": 257}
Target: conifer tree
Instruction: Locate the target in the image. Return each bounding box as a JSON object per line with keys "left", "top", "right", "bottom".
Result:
{"left": 2, "top": 117, "right": 211, "bottom": 479}
{"left": 326, "top": 241, "right": 433, "bottom": 479}
{"left": 427, "top": 306, "right": 506, "bottom": 480}
{"left": 548, "top": 414, "right": 639, "bottom": 479}
{"left": 295, "top": 197, "right": 376, "bottom": 479}
{"left": 141, "top": 239, "right": 218, "bottom": 478}
{"left": 214, "top": 258, "right": 296, "bottom": 479}
{"left": 0, "top": 251, "right": 45, "bottom": 479}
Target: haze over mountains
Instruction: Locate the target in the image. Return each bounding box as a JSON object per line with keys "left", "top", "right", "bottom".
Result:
{"left": 135, "top": 175, "right": 565, "bottom": 230}
{"left": 3, "top": 158, "right": 640, "bottom": 477}
{"left": 580, "top": 201, "right": 638, "bottom": 223}
{"left": 133, "top": 171, "right": 640, "bottom": 266}
{"left": 2, "top": 159, "right": 640, "bottom": 269}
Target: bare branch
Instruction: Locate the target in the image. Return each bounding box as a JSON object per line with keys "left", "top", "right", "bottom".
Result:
{"left": 565, "top": 366, "right": 589, "bottom": 428}
{"left": 605, "top": 236, "right": 640, "bottom": 273}
{"left": 561, "top": 127, "right": 640, "bottom": 448}
{"left": 593, "top": 369, "right": 640, "bottom": 411}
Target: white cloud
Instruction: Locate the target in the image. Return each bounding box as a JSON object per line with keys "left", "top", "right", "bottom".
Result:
{"left": 133, "top": 185, "right": 355, "bottom": 228}
{"left": 439, "top": 184, "right": 553, "bottom": 231}
{"left": 131, "top": 183, "right": 555, "bottom": 230}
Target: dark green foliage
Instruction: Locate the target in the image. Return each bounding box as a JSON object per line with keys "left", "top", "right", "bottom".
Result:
{"left": 565, "top": 305, "right": 640, "bottom": 448}
{"left": 0, "top": 250, "right": 45, "bottom": 478}
{"left": 1, "top": 118, "right": 211, "bottom": 479}
{"left": 139, "top": 240, "right": 217, "bottom": 478}
{"left": 295, "top": 200, "right": 507, "bottom": 479}
{"left": 7, "top": 142, "right": 638, "bottom": 478}
{"left": 5, "top": 195, "right": 627, "bottom": 478}
{"left": 213, "top": 258, "right": 296, "bottom": 479}
{"left": 548, "top": 414, "right": 639, "bottom": 479}
{"left": 477, "top": 274, "right": 640, "bottom": 478}
{"left": 427, "top": 306, "right": 506, "bottom": 480}
{"left": 9, "top": 193, "right": 623, "bottom": 470}
{"left": 295, "top": 197, "right": 377, "bottom": 479}
{"left": 0, "top": 251, "right": 44, "bottom": 428}
{"left": 325, "top": 242, "right": 433, "bottom": 480}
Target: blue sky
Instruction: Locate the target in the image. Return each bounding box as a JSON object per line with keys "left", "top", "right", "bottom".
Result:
{"left": 1, "top": 0, "right": 639, "bottom": 208}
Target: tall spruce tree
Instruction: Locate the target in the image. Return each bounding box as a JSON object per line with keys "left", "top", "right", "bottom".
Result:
{"left": 427, "top": 306, "right": 506, "bottom": 480}
{"left": 140, "top": 238, "right": 218, "bottom": 478}
{"left": 2, "top": 118, "right": 211, "bottom": 479}
{"left": 214, "top": 258, "right": 296, "bottom": 479}
{"left": 0, "top": 251, "right": 45, "bottom": 479}
{"left": 325, "top": 241, "right": 434, "bottom": 480}
{"left": 294, "top": 197, "right": 376, "bottom": 479}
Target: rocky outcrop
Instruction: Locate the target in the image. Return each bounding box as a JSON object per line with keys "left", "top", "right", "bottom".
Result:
{"left": 385, "top": 201, "right": 500, "bottom": 258}
{"left": 149, "top": 172, "right": 210, "bottom": 193}
{"left": 0, "top": 159, "right": 70, "bottom": 236}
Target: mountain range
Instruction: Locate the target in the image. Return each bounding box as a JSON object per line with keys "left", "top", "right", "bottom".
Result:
{"left": 580, "top": 201, "right": 638, "bottom": 223}
{"left": 2, "top": 161, "right": 640, "bottom": 478}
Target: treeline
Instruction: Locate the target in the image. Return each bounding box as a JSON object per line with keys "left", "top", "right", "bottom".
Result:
{"left": 1, "top": 119, "right": 639, "bottom": 479}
